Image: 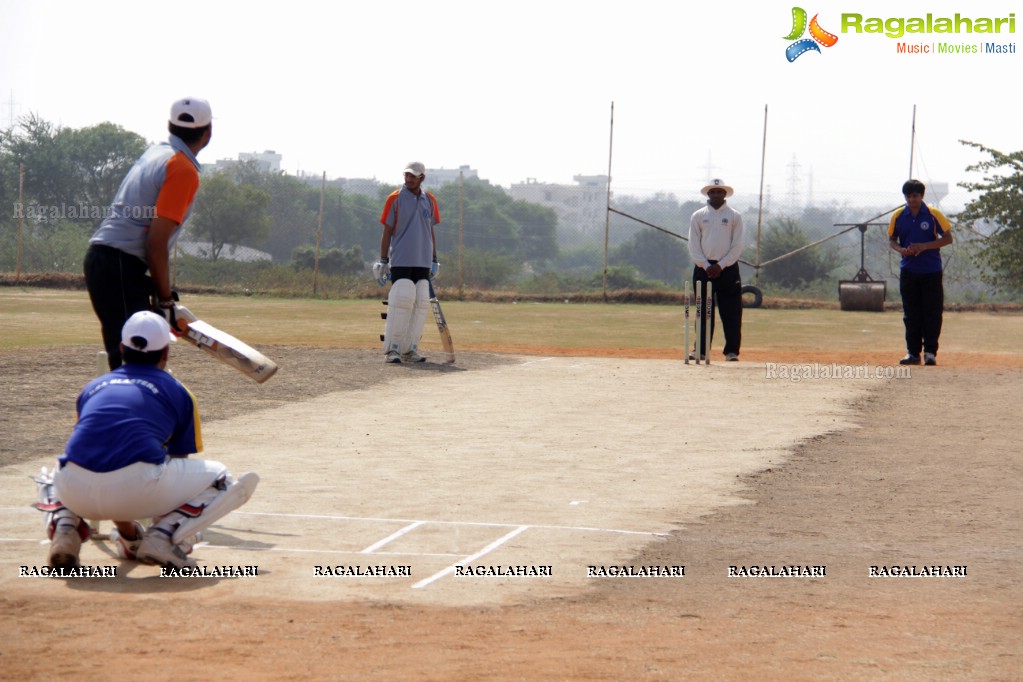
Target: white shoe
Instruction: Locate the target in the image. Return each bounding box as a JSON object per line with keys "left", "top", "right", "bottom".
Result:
{"left": 385, "top": 351, "right": 401, "bottom": 364}
{"left": 725, "top": 353, "right": 739, "bottom": 361}
{"left": 178, "top": 533, "right": 202, "bottom": 555}
{"left": 110, "top": 521, "right": 146, "bottom": 560}
{"left": 137, "top": 529, "right": 198, "bottom": 569}
{"left": 49, "top": 523, "right": 82, "bottom": 570}
{"left": 401, "top": 351, "right": 426, "bottom": 363}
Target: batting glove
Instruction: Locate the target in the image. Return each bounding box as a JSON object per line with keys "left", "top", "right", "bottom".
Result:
{"left": 372, "top": 258, "right": 390, "bottom": 287}
{"left": 155, "top": 290, "right": 181, "bottom": 334}
{"left": 430, "top": 260, "right": 440, "bottom": 280}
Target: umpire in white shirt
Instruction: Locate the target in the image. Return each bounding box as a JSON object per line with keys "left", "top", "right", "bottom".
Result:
{"left": 688, "top": 179, "right": 745, "bottom": 361}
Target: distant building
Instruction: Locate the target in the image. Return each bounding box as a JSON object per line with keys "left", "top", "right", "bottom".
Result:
{"left": 207, "top": 150, "right": 283, "bottom": 174}
{"left": 508, "top": 174, "right": 610, "bottom": 234}
{"left": 423, "top": 165, "right": 479, "bottom": 190}
{"left": 175, "top": 241, "right": 272, "bottom": 262}
{"left": 238, "top": 150, "right": 282, "bottom": 173}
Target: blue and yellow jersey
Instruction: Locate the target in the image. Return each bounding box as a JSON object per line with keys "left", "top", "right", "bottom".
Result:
{"left": 888, "top": 203, "right": 951, "bottom": 274}
{"left": 61, "top": 364, "right": 202, "bottom": 473}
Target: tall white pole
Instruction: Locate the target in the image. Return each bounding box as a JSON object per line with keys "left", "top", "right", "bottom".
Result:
{"left": 756, "top": 104, "right": 768, "bottom": 285}
{"left": 603, "top": 101, "right": 614, "bottom": 300}
{"left": 908, "top": 104, "right": 917, "bottom": 179}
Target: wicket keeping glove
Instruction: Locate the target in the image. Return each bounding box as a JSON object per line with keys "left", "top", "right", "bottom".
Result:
{"left": 372, "top": 258, "right": 390, "bottom": 287}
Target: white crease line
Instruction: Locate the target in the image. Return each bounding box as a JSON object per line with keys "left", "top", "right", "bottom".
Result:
{"left": 199, "top": 543, "right": 460, "bottom": 558}
{"left": 518, "top": 357, "right": 557, "bottom": 367}
{"left": 231, "top": 510, "right": 668, "bottom": 537}
{"left": 359, "top": 521, "right": 425, "bottom": 554}
{"left": 412, "top": 525, "right": 529, "bottom": 590}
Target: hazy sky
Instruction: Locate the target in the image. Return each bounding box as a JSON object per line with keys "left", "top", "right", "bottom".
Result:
{"left": 2, "top": 0, "right": 1019, "bottom": 209}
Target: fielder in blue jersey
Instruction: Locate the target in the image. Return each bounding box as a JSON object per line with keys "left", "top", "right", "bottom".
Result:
{"left": 888, "top": 179, "right": 953, "bottom": 366}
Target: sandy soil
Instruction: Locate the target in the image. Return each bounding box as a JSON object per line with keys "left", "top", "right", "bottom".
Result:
{"left": 0, "top": 345, "right": 1020, "bottom": 681}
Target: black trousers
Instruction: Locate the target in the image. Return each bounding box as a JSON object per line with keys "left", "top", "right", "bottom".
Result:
{"left": 899, "top": 269, "right": 943, "bottom": 355}
{"left": 83, "top": 244, "right": 155, "bottom": 369}
{"left": 693, "top": 263, "right": 742, "bottom": 357}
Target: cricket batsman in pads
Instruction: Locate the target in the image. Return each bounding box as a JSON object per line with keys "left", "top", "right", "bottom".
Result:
{"left": 373, "top": 161, "right": 441, "bottom": 364}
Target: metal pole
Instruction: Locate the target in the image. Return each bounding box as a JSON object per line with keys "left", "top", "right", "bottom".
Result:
{"left": 17, "top": 163, "right": 24, "bottom": 282}
{"left": 313, "top": 171, "right": 325, "bottom": 296}
{"left": 458, "top": 170, "right": 464, "bottom": 295}
{"left": 908, "top": 104, "right": 917, "bottom": 179}
{"left": 756, "top": 104, "right": 768, "bottom": 285}
{"left": 603, "top": 101, "right": 614, "bottom": 301}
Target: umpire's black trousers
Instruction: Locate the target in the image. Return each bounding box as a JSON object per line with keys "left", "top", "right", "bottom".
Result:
{"left": 693, "top": 263, "right": 742, "bottom": 358}
{"left": 83, "top": 244, "right": 155, "bottom": 369}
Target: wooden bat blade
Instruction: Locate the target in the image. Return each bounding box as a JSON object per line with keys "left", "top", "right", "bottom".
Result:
{"left": 427, "top": 283, "right": 455, "bottom": 364}
{"left": 181, "top": 319, "right": 279, "bottom": 383}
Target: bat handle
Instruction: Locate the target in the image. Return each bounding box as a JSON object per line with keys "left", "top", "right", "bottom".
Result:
{"left": 173, "top": 305, "right": 198, "bottom": 333}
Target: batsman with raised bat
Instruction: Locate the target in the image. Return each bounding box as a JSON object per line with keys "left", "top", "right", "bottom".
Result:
{"left": 83, "top": 96, "right": 212, "bottom": 370}
{"left": 374, "top": 161, "right": 442, "bottom": 364}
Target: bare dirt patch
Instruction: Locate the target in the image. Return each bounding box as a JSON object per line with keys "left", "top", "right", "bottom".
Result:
{"left": 1, "top": 346, "right": 1020, "bottom": 680}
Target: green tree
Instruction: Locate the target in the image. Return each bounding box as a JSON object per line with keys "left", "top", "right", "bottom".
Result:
{"left": 956, "top": 140, "right": 1023, "bottom": 292}
{"left": 63, "top": 122, "right": 148, "bottom": 217}
{"left": 760, "top": 217, "right": 841, "bottom": 289}
{"left": 611, "top": 229, "right": 689, "bottom": 285}
{"left": 188, "top": 173, "right": 271, "bottom": 260}
{"left": 432, "top": 178, "right": 557, "bottom": 263}
{"left": 222, "top": 161, "right": 317, "bottom": 262}
{"left": 291, "top": 244, "right": 364, "bottom": 276}
{"left": 320, "top": 188, "right": 383, "bottom": 259}
{"left": 0, "top": 115, "right": 146, "bottom": 227}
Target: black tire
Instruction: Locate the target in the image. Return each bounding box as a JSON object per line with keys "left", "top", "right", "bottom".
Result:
{"left": 741, "top": 285, "right": 763, "bottom": 309}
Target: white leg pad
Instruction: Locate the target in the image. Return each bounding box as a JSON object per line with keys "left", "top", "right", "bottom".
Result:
{"left": 383, "top": 279, "right": 416, "bottom": 353}
{"left": 171, "top": 472, "right": 259, "bottom": 545}
{"left": 401, "top": 279, "right": 431, "bottom": 354}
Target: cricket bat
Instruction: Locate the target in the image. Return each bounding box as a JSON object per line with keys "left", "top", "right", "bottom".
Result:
{"left": 173, "top": 306, "right": 279, "bottom": 383}
{"left": 428, "top": 281, "right": 455, "bottom": 364}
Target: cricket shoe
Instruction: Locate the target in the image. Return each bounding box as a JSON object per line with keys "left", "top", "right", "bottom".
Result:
{"left": 402, "top": 351, "right": 426, "bottom": 363}
{"left": 136, "top": 529, "right": 198, "bottom": 570}
{"left": 385, "top": 351, "right": 402, "bottom": 364}
{"left": 109, "top": 521, "right": 147, "bottom": 560}
{"left": 924, "top": 353, "right": 937, "bottom": 366}
{"left": 687, "top": 352, "right": 706, "bottom": 361}
{"left": 899, "top": 354, "right": 921, "bottom": 365}
{"left": 49, "top": 523, "right": 82, "bottom": 570}
{"left": 725, "top": 353, "right": 739, "bottom": 361}
{"left": 177, "top": 533, "right": 203, "bottom": 555}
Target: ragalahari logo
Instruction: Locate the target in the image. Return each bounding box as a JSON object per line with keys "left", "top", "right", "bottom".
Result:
{"left": 784, "top": 7, "right": 839, "bottom": 61}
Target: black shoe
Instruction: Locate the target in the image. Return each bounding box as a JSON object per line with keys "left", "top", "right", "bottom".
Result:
{"left": 899, "top": 354, "right": 921, "bottom": 365}
{"left": 924, "top": 353, "right": 937, "bottom": 366}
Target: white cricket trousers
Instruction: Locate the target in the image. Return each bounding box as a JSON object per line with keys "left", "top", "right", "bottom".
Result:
{"left": 54, "top": 458, "right": 227, "bottom": 521}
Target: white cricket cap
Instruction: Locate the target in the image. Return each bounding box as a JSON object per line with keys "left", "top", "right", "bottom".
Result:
{"left": 121, "top": 311, "right": 176, "bottom": 352}
{"left": 169, "top": 97, "right": 212, "bottom": 129}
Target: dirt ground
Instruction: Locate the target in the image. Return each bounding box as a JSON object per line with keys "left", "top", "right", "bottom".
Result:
{"left": 1, "top": 345, "right": 1020, "bottom": 681}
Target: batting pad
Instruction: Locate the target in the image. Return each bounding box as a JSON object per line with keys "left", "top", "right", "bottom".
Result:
{"left": 171, "top": 472, "right": 259, "bottom": 545}
{"left": 383, "top": 279, "right": 416, "bottom": 353}
{"left": 401, "top": 279, "right": 431, "bottom": 355}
